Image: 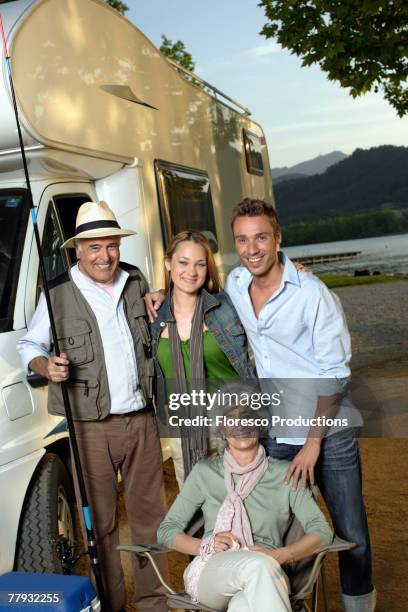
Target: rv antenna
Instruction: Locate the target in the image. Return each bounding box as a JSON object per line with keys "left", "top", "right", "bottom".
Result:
{"left": 0, "top": 15, "right": 107, "bottom": 609}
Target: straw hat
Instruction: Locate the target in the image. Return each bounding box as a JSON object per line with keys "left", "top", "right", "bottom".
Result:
{"left": 61, "top": 201, "right": 136, "bottom": 248}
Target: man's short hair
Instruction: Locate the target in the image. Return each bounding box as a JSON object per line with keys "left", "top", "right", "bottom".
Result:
{"left": 231, "top": 198, "right": 280, "bottom": 235}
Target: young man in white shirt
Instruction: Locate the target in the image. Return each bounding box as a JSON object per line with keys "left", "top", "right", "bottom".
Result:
{"left": 225, "top": 198, "right": 375, "bottom": 612}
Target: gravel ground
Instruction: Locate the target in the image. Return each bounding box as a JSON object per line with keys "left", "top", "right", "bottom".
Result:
{"left": 333, "top": 280, "right": 408, "bottom": 368}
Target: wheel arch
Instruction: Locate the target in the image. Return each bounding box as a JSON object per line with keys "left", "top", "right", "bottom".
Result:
{"left": 0, "top": 449, "right": 45, "bottom": 573}
{"left": 13, "top": 449, "right": 76, "bottom": 573}
{"left": 43, "top": 437, "right": 72, "bottom": 478}
{"left": 10, "top": 437, "right": 73, "bottom": 570}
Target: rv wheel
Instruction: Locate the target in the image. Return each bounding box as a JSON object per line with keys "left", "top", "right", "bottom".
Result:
{"left": 15, "top": 453, "right": 76, "bottom": 573}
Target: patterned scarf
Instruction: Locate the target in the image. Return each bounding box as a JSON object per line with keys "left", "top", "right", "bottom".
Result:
{"left": 168, "top": 293, "right": 208, "bottom": 477}
{"left": 185, "top": 445, "right": 268, "bottom": 602}
{"left": 214, "top": 444, "right": 269, "bottom": 546}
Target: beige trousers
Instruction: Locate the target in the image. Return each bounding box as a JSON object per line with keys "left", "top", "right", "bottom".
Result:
{"left": 170, "top": 436, "right": 218, "bottom": 489}
{"left": 72, "top": 408, "right": 168, "bottom": 612}
{"left": 195, "top": 550, "right": 291, "bottom": 612}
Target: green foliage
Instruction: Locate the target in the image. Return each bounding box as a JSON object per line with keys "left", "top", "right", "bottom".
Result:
{"left": 104, "top": 0, "right": 129, "bottom": 15}
{"left": 282, "top": 208, "right": 408, "bottom": 247}
{"left": 159, "top": 35, "right": 195, "bottom": 72}
{"left": 259, "top": 0, "right": 408, "bottom": 116}
{"left": 318, "top": 274, "right": 404, "bottom": 289}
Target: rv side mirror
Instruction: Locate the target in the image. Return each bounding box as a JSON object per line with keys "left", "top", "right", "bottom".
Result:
{"left": 201, "top": 231, "right": 218, "bottom": 254}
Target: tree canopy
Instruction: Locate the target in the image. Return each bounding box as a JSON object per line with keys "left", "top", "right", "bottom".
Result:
{"left": 104, "top": 0, "right": 129, "bottom": 15}
{"left": 159, "top": 35, "right": 196, "bottom": 72}
{"left": 259, "top": 0, "right": 408, "bottom": 117}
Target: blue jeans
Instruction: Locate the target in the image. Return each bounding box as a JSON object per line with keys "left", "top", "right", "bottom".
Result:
{"left": 265, "top": 429, "right": 373, "bottom": 597}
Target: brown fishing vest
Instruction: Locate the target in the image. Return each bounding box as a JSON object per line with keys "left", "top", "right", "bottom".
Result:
{"left": 47, "top": 264, "right": 153, "bottom": 421}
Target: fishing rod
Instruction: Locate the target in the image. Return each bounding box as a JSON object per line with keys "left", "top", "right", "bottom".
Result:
{"left": 0, "top": 15, "right": 107, "bottom": 609}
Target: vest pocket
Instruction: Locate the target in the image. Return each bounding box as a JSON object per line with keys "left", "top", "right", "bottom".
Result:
{"left": 57, "top": 319, "right": 94, "bottom": 366}
{"left": 66, "top": 378, "right": 100, "bottom": 419}
{"left": 48, "top": 377, "right": 101, "bottom": 420}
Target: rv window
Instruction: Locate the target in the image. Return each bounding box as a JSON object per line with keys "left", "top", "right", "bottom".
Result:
{"left": 54, "top": 193, "right": 92, "bottom": 264}
{"left": 243, "top": 129, "right": 264, "bottom": 176}
{"left": 40, "top": 203, "right": 69, "bottom": 286}
{"left": 155, "top": 161, "right": 217, "bottom": 249}
{"left": 0, "top": 190, "right": 29, "bottom": 332}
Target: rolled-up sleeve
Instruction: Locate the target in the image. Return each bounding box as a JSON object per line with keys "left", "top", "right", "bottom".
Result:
{"left": 289, "top": 486, "right": 333, "bottom": 547}
{"left": 157, "top": 463, "right": 205, "bottom": 549}
{"left": 312, "top": 286, "right": 351, "bottom": 395}
{"left": 17, "top": 293, "right": 52, "bottom": 373}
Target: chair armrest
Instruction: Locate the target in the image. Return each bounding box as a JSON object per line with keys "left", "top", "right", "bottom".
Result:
{"left": 117, "top": 543, "right": 174, "bottom": 595}
{"left": 322, "top": 536, "right": 356, "bottom": 553}
{"left": 291, "top": 537, "right": 355, "bottom": 601}
{"left": 117, "top": 543, "right": 169, "bottom": 554}
{"left": 186, "top": 515, "right": 204, "bottom": 537}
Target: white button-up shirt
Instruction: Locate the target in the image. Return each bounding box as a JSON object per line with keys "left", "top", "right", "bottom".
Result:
{"left": 225, "top": 254, "right": 361, "bottom": 443}
{"left": 17, "top": 264, "right": 145, "bottom": 414}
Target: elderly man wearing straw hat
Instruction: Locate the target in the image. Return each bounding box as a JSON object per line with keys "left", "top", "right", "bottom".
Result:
{"left": 17, "top": 201, "right": 167, "bottom": 612}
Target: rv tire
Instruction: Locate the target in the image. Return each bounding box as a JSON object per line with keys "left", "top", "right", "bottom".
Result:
{"left": 15, "top": 453, "right": 76, "bottom": 573}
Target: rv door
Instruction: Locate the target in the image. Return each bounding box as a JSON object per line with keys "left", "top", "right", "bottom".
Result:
{"left": 24, "top": 184, "right": 95, "bottom": 327}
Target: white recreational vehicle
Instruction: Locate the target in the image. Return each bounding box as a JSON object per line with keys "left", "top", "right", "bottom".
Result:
{"left": 0, "top": 0, "right": 273, "bottom": 574}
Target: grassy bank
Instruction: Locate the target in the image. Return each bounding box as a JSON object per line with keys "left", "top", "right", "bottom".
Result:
{"left": 317, "top": 274, "right": 406, "bottom": 289}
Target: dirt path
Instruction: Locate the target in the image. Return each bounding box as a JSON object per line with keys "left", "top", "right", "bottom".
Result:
{"left": 322, "top": 414, "right": 408, "bottom": 610}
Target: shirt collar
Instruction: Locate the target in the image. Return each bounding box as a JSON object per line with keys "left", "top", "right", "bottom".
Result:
{"left": 70, "top": 262, "right": 129, "bottom": 302}
{"left": 280, "top": 252, "right": 301, "bottom": 288}
{"left": 232, "top": 251, "right": 301, "bottom": 293}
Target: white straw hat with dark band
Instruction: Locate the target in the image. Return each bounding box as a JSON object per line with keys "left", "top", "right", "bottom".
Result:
{"left": 61, "top": 201, "right": 136, "bottom": 248}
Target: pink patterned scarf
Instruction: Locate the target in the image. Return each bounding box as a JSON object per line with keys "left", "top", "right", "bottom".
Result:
{"left": 185, "top": 445, "right": 268, "bottom": 601}
{"left": 214, "top": 444, "right": 269, "bottom": 546}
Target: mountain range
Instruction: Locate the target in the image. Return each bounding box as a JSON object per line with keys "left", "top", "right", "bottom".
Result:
{"left": 271, "top": 151, "right": 348, "bottom": 184}
{"left": 273, "top": 145, "right": 408, "bottom": 226}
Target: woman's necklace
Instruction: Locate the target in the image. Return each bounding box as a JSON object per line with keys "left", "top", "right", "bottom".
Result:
{"left": 172, "top": 296, "right": 198, "bottom": 341}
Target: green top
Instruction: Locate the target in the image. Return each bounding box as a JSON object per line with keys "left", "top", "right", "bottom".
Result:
{"left": 157, "top": 330, "right": 240, "bottom": 380}
{"left": 157, "top": 456, "right": 333, "bottom": 550}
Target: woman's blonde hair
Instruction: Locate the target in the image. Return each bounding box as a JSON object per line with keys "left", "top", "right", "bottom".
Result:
{"left": 164, "top": 230, "right": 221, "bottom": 293}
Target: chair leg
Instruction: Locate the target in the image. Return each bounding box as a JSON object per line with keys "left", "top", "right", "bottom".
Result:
{"left": 320, "top": 564, "right": 329, "bottom": 612}
{"left": 311, "top": 580, "right": 319, "bottom": 612}
{"left": 141, "top": 551, "right": 176, "bottom": 595}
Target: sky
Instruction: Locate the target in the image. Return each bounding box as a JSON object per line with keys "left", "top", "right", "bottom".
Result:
{"left": 126, "top": 0, "right": 407, "bottom": 168}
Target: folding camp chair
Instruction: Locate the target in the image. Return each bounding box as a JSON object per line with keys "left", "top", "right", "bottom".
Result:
{"left": 119, "top": 515, "right": 355, "bottom": 612}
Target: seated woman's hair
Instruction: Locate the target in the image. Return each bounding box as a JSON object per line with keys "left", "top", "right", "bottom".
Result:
{"left": 164, "top": 230, "right": 221, "bottom": 293}
{"left": 211, "top": 383, "right": 270, "bottom": 452}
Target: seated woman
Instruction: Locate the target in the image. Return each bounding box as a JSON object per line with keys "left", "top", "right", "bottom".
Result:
{"left": 150, "top": 230, "right": 256, "bottom": 485}
{"left": 157, "top": 401, "right": 333, "bottom": 612}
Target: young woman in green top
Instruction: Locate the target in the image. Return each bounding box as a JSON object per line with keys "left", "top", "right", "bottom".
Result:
{"left": 150, "top": 231, "right": 256, "bottom": 485}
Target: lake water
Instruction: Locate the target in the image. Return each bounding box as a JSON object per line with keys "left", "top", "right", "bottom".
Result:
{"left": 284, "top": 233, "right": 408, "bottom": 275}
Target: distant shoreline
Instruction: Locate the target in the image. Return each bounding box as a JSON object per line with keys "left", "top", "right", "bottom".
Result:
{"left": 282, "top": 208, "right": 408, "bottom": 247}
{"left": 285, "top": 233, "right": 408, "bottom": 276}
{"left": 284, "top": 231, "right": 408, "bottom": 254}
{"left": 319, "top": 273, "right": 407, "bottom": 289}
